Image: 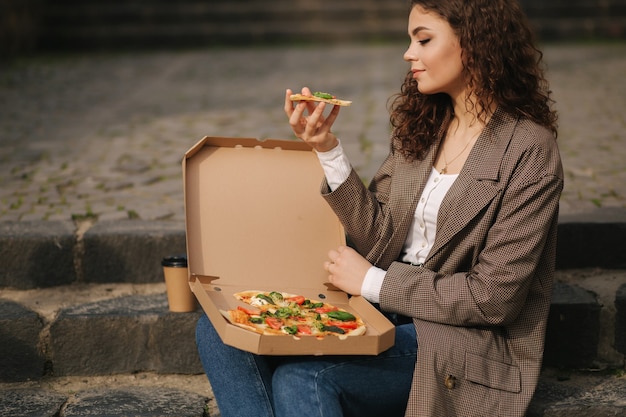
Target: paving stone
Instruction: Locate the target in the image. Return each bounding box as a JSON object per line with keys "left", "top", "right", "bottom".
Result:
{"left": 62, "top": 387, "right": 208, "bottom": 417}
{"left": 1, "top": 44, "right": 625, "bottom": 224}
{"left": 0, "top": 388, "right": 67, "bottom": 417}
{"left": 98, "top": 210, "right": 135, "bottom": 222}
{"left": 81, "top": 220, "right": 186, "bottom": 284}
{"left": 529, "top": 370, "right": 626, "bottom": 417}
{"left": 0, "top": 299, "right": 46, "bottom": 382}
{"left": 0, "top": 221, "right": 77, "bottom": 289}
{"left": 132, "top": 204, "right": 179, "bottom": 222}
{"left": 544, "top": 282, "right": 602, "bottom": 369}
{"left": 541, "top": 380, "right": 626, "bottom": 417}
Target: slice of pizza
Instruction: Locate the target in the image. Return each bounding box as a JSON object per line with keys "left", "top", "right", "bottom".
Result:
{"left": 290, "top": 91, "right": 352, "bottom": 107}
{"left": 221, "top": 290, "right": 366, "bottom": 337}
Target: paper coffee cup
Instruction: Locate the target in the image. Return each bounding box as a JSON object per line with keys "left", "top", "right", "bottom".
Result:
{"left": 162, "top": 255, "right": 196, "bottom": 312}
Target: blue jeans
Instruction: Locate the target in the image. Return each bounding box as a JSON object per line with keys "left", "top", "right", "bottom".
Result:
{"left": 196, "top": 314, "right": 417, "bottom": 417}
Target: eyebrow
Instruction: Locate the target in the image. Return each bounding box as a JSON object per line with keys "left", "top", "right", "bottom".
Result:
{"left": 411, "top": 26, "right": 431, "bottom": 36}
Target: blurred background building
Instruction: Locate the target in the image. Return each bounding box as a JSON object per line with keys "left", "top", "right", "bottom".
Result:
{"left": 2, "top": 0, "right": 625, "bottom": 59}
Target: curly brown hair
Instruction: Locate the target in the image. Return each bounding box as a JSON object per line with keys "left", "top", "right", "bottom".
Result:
{"left": 390, "top": 0, "right": 558, "bottom": 161}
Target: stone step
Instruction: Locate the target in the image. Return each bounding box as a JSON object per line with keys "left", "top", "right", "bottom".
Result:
{"left": 1, "top": 273, "right": 625, "bottom": 416}
{"left": 36, "top": 0, "right": 626, "bottom": 51}
{"left": 0, "top": 220, "right": 187, "bottom": 290}
{"left": 39, "top": 0, "right": 408, "bottom": 49}
{"left": 1, "top": 271, "right": 624, "bottom": 382}
{"left": 0, "top": 283, "right": 201, "bottom": 382}
{"left": 5, "top": 1, "right": 626, "bottom": 59}
{"left": 1, "top": 213, "right": 624, "bottom": 290}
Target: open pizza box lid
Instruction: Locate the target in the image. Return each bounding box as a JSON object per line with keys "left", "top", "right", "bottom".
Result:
{"left": 183, "top": 136, "right": 395, "bottom": 355}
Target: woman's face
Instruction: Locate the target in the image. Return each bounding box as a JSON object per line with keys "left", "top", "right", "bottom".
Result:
{"left": 403, "top": 5, "right": 466, "bottom": 98}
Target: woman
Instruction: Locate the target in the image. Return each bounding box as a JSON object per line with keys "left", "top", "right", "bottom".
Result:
{"left": 196, "top": 0, "right": 563, "bottom": 416}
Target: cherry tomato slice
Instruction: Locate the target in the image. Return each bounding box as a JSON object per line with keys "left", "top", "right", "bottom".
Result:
{"left": 297, "top": 325, "right": 312, "bottom": 335}
{"left": 314, "top": 306, "right": 339, "bottom": 314}
{"left": 265, "top": 317, "right": 283, "bottom": 330}
{"left": 327, "top": 320, "right": 358, "bottom": 330}
{"left": 286, "top": 295, "right": 306, "bottom": 305}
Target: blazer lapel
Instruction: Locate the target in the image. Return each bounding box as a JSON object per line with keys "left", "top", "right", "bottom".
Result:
{"left": 428, "top": 109, "right": 518, "bottom": 261}
{"left": 371, "top": 140, "right": 441, "bottom": 267}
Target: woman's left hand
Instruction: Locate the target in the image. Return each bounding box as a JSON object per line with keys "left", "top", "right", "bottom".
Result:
{"left": 324, "top": 246, "right": 372, "bottom": 296}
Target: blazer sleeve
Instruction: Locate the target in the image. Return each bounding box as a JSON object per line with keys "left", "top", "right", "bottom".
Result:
{"left": 321, "top": 146, "right": 396, "bottom": 259}
{"left": 380, "top": 128, "right": 564, "bottom": 327}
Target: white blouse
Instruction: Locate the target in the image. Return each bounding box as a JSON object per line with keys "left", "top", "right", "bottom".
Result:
{"left": 316, "top": 141, "right": 457, "bottom": 304}
{"left": 401, "top": 167, "right": 458, "bottom": 266}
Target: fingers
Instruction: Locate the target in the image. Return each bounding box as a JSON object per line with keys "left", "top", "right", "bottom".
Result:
{"left": 324, "top": 246, "right": 368, "bottom": 296}
{"left": 284, "top": 89, "right": 294, "bottom": 116}
{"left": 303, "top": 102, "right": 327, "bottom": 134}
{"left": 288, "top": 100, "right": 325, "bottom": 138}
{"left": 329, "top": 245, "right": 347, "bottom": 260}
{"left": 301, "top": 87, "right": 317, "bottom": 114}
{"left": 325, "top": 104, "right": 341, "bottom": 128}
{"left": 325, "top": 246, "right": 346, "bottom": 272}
{"left": 284, "top": 87, "right": 314, "bottom": 116}
{"left": 285, "top": 87, "right": 342, "bottom": 152}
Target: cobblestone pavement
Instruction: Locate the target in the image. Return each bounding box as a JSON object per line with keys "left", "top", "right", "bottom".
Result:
{"left": 0, "top": 42, "right": 625, "bottom": 223}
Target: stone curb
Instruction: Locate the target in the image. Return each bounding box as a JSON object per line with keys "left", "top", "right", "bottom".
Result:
{"left": 0, "top": 299, "right": 45, "bottom": 382}
{"left": 48, "top": 293, "right": 202, "bottom": 377}
{"left": 0, "top": 220, "right": 186, "bottom": 289}
{"left": 1, "top": 210, "right": 625, "bottom": 289}
{"left": 81, "top": 221, "right": 186, "bottom": 285}
{"left": 1, "top": 278, "right": 622, "bottom": 382}
{"left": 544, "top": 282, "right": 602, "bottom": 369}
{"left": 0, "top": 221, "right": 77, "bottom": 289}
{"left": 0, "top": 294, "right": 203, "bottom": 382}
{"left": 556, "top": 208, "right": 626, "bottom": 270}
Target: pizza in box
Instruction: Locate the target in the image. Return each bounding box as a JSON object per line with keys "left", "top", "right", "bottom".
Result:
{"left": 221, "top": 290, "right": 366, "bottom": 338}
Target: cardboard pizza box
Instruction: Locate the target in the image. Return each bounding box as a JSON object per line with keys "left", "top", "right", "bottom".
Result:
{"left": 183, "top": 136, "right": 395, "bottom": 355}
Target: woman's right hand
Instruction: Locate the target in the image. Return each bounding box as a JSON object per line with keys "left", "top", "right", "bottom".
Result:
{"left": 284, "top": 87, "right": 341, "bottom": 153}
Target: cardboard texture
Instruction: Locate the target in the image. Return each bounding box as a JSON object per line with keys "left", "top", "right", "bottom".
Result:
{"left": 184, "top": 136, "right": 395, "bottom": 355}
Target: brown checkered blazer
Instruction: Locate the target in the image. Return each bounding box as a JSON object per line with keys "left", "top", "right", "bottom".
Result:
{"left": 323, "top": 108, "right": 563, "bottom": 417}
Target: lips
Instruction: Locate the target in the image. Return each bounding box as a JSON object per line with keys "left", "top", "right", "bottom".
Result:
{"left": 411, "top": 69, "right": 425, "bottom": 79}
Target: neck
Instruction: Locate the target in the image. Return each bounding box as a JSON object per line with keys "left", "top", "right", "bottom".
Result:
{"left": 447, "top": 113, "right": 483, "bottom": 141}
{"left": 449, "top": 93, "right": 495, "bottom": 137}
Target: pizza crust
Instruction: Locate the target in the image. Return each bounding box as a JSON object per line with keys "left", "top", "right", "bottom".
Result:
{"left": 219, "top": 309, "right": 264, "bottom": 334}
{"left": 290, "top": 94, "right": 352, "bottom": 107}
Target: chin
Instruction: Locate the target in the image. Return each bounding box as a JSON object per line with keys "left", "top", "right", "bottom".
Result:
{"left": 417, "top": 85, "right": 434, "bottom": 95}
{"left": 417, "top": 84, "right": 446, "bottom": 96}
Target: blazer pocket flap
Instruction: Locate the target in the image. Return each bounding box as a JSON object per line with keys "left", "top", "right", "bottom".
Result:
{"left": 465, "top": 351, "right": 521, "bottom": 393}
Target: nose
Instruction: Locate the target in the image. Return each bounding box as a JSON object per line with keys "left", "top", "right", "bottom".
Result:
{"left": 403, "top": 44, "right": 417, "bottom": 62}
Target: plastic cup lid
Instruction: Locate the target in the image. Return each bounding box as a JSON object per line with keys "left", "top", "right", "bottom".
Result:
{"left": 161, "top": 254, "right": 188, "bottom": 267}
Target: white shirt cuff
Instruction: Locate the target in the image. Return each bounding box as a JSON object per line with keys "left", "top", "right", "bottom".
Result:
{"left": 360, "top": 266, "right": 386, "bottom": 304}
{"left": 315, "top": 140, "right": 352, "bottom": 191}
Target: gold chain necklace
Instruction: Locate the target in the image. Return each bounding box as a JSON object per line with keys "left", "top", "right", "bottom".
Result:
{"left": 440, "top": 132, "right": 479, "bottom": 174}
